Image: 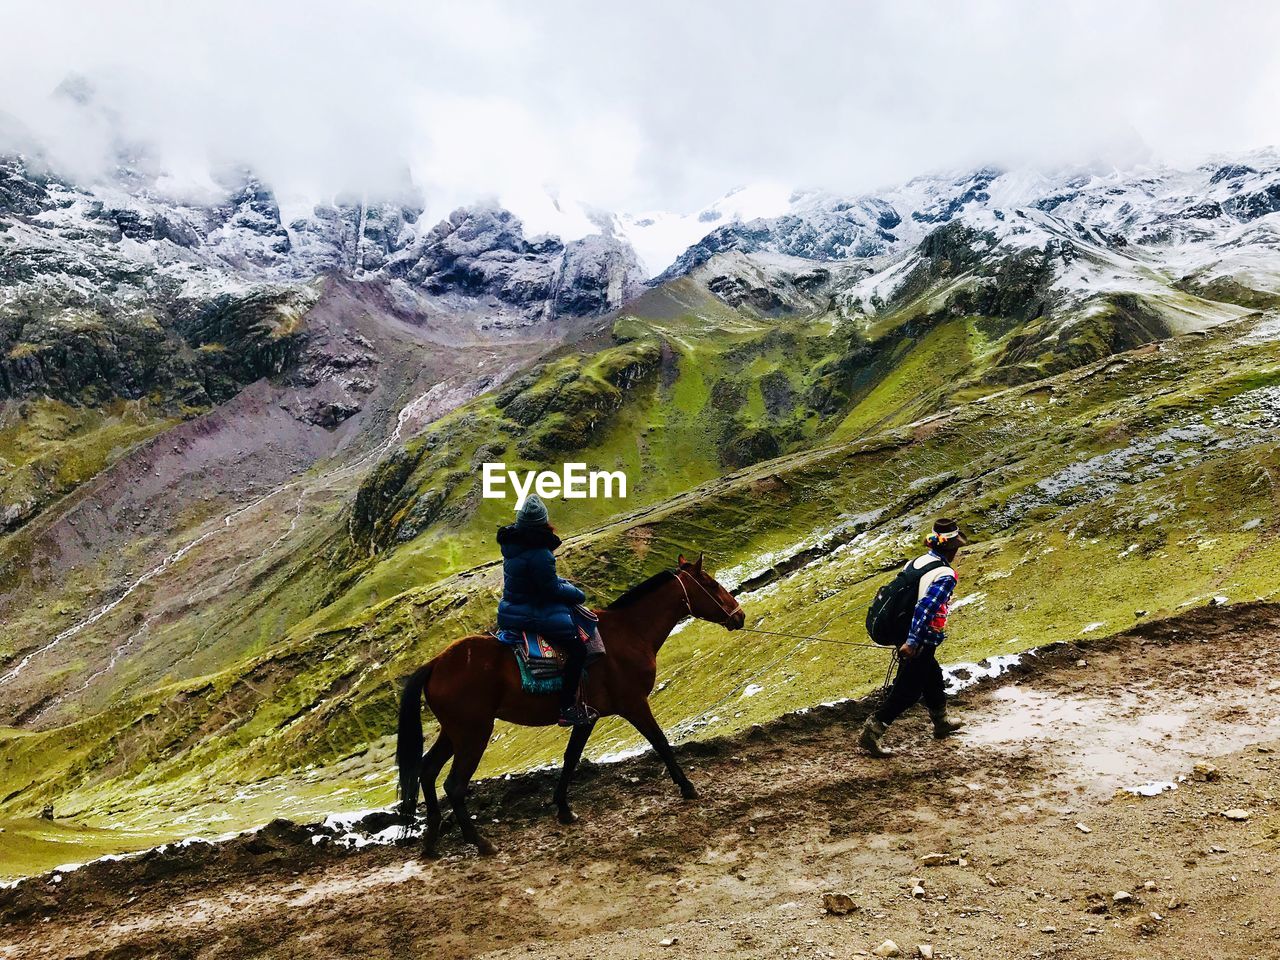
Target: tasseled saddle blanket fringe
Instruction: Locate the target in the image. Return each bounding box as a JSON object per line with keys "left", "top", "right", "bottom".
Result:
{"left": 494, "top": 606, "right": 605, "bottom": 695}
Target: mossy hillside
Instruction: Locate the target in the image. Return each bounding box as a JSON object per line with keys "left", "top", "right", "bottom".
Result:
{"left": 3, "top": 314, "right": 1276, "bottom": 865}
{"left": 254, "top": 259, "right": 1239, "bottom": 657}
{"left": 0, "top": 286, "right": 316, "bottom": 410}
{"left": 346, "top": 339, "right": 664, "bottom": 551}
{"left": 0, "top": 814, "right": 181, "bottom": 880}
{"left": 831, "top": 316, "right": 979, "bottom": 439}
{"left": 326, "top": 303, "right": 878, "bottom": 628}
{"left": 812, "top": 282, "right": 1048, "bottom": 439}
{"left": 0, "top": 398, "right": 175, "bottom": 536}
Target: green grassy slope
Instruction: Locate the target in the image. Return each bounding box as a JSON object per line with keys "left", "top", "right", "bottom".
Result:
{"left": 2, "top": 241, "right": 1245, "bottom": 717}
{"left": 0, "top": 236, "right": 1274, "bottom": 878}
{"left": 0, "top": 399, "right": 177, "bottom": 544}
{"left": 2, "top": 308, "right": 1276, "bottom": 879}
{"left": 316, "top": 283, "right": 859, "bottom": 626}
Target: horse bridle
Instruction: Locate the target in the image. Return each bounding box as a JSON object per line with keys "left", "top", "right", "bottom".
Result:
{"left": 673, "top": 567, "right": 743, "bottom": 627}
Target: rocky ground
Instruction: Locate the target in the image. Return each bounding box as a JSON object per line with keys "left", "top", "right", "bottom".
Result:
{"left": 2, "top": 603, "right": 1278, "bottom": 960}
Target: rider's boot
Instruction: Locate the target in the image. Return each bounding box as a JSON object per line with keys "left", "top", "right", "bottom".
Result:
{"left": 859, "top": 715, "right": 894, "bottom": 757}
{"left": 558, "top": 704, "right": 599, "bottom": 727}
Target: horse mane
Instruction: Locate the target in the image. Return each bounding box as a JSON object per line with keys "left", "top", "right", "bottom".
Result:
{"left": 607, "top": 569, "right": 676, "bottom": 609}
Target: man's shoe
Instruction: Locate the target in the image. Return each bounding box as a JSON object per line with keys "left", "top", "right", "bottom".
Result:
{"left": 558, "top": 704, "right": 599, "bottom": 727}
{"left": 930, "top": 709, "right": 964, "bottom": 739}
{"left": 859, "top": 715, "right": 894, "bottom": 757}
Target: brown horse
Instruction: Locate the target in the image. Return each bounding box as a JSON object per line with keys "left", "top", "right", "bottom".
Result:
{"left": 396, "top": 554, "right": 744, "bottom": 855}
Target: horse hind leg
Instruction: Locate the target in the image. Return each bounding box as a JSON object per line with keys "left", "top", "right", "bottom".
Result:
{"left": 419, "top": 735, "right": 453, "bottom": 857}
{"left": 443, "top": 727, "right": 496, "bottom": 856}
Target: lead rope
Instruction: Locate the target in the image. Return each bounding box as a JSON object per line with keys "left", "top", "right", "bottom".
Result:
{"left": 882, "top": 647, "right": 899, "bottom": 692}
{"left": 679, "top": 569, "right": 889, "bottom": 651}
{"left": 737, "top": 625, "right": 885, "bottom": 650}
{"left": 667, "top": 569, "right": 902, "bottom": 743}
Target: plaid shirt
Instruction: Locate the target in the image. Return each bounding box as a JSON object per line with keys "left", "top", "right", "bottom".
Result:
{"left": 905, "top": 551, "right": 957, "bottom": 652}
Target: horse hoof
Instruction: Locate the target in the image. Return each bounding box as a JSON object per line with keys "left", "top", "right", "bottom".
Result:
{"left": 474, "top": 838, "right": 497, "bottom": 857}
{"left": 421, "top": 845, "right": 442, "bottom": 860}
{"left": 680, "top": 783, "right": 699, "bottom": 800}
{"left": 557, "top": 807, "right": 578, "bottom": 825}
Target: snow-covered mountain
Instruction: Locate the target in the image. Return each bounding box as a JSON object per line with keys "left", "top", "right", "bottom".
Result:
{"left": 6, "top": 147, "right": 1279, "bottom": 320}
{"left": 0, "top": 154, "right": 644, "bottom": 329}
{"left": 654, "top": 156, "right": 1280, "bottom": 297}
{"left": 4, "top": 143, "right": 1279, "bottom": 416}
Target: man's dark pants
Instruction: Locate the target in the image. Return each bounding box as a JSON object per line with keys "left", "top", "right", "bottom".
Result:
{"left": 875, "top": 647, "right": 947, "bottom": 724}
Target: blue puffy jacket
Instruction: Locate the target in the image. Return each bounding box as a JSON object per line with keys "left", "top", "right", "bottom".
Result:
{"left": 496, "top": 524, "right": 586, "bottom": 637}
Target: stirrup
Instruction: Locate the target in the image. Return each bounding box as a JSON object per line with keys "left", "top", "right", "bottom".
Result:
{"left": 558, "top": 704, "right": 599, "bottom": 727}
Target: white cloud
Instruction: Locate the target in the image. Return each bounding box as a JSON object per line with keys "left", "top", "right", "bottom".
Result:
{"left": 2, "top": 0, "right": 1279, "bottom": 218}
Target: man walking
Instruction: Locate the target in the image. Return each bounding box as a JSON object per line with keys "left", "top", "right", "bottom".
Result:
{"left": 860, "top": 518, "right": 967, "bottom": 757}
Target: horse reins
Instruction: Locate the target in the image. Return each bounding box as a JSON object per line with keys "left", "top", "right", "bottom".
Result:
{"left": 673, "top": 567, "right": 743, "bottom": 627}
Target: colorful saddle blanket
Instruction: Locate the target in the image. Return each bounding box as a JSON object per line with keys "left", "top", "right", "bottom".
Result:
{"left": 495, "top": 606, "right": 604, "bottom": 695}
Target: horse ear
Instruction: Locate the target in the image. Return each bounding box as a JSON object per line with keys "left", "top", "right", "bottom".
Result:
{"left": 677, "top": 553, "right": 687, "bottom": 567}
{"left": 694, "top": 552, "right": 704, "bottom": 572}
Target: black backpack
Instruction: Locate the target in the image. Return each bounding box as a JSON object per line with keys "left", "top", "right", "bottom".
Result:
{"left": 865, "top": 557, "right": 948, "bottom": 646}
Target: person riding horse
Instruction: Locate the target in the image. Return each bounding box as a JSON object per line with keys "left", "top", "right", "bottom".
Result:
{"left": 398, "top": 547, "right": 744, "bottom": 854}
{"left": 497, "top": 495, "right": 596, "bottom": 727}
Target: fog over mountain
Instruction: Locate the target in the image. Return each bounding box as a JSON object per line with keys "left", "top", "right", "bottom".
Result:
{"left": 3, "top": 0, "right": 1279, "bottom": 227}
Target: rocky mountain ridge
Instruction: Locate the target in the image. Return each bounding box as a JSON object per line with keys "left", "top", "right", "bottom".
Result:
{"left": 0, "top": 153, "right": 646, "bottom": 338}
{"left": 5, "top": 150, "right": 1278, "bottom": 408}
{"left": 654, "top": 155, "right": 1280, "bottom": 294}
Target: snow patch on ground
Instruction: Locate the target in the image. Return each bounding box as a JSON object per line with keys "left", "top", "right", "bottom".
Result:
{"left": 1240, "top": 314, "right": 1280, "bottom": 345}
{"left": 330, "top": 825, "right": 405, "bottom": 849}
{"left": 951, "top": 591, "right": 986, "bottom": 610}
{"left": 944, "top": 653, "right": 1026, "bottom": 694}
{"left": 594, "top": 743, "right": 654, "bottom": 764}
{"left": 1125, "top": 780, "right": 1179, "bottom": 797}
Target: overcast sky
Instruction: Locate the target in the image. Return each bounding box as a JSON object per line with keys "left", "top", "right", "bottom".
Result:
{"left": 3, "top": 0, "right": 1279, "bottom": 220}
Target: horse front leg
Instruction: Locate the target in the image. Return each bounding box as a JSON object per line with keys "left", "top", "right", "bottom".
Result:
{"left": 553, "top": 720, "right": 596, "bottom": 824}
{"left": 623, "top": 700, "right": 698, "bottom": 800}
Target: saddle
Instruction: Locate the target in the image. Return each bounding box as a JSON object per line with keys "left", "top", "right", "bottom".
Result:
{"left": 495, "top": 606, "right": 604, "bottom": 695}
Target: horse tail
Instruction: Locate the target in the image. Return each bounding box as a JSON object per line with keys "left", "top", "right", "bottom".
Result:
{"left": 396, "top": 662, "right": 434, "bottom": 823}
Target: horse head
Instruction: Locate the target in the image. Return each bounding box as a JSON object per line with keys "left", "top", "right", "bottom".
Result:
{"left": 676, "top": 553, "right": 745, "bottom": 631}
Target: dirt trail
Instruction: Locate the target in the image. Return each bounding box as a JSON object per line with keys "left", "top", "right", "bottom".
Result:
{"left": 3, "top": 604, "right": 1279, "bottom": 960}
